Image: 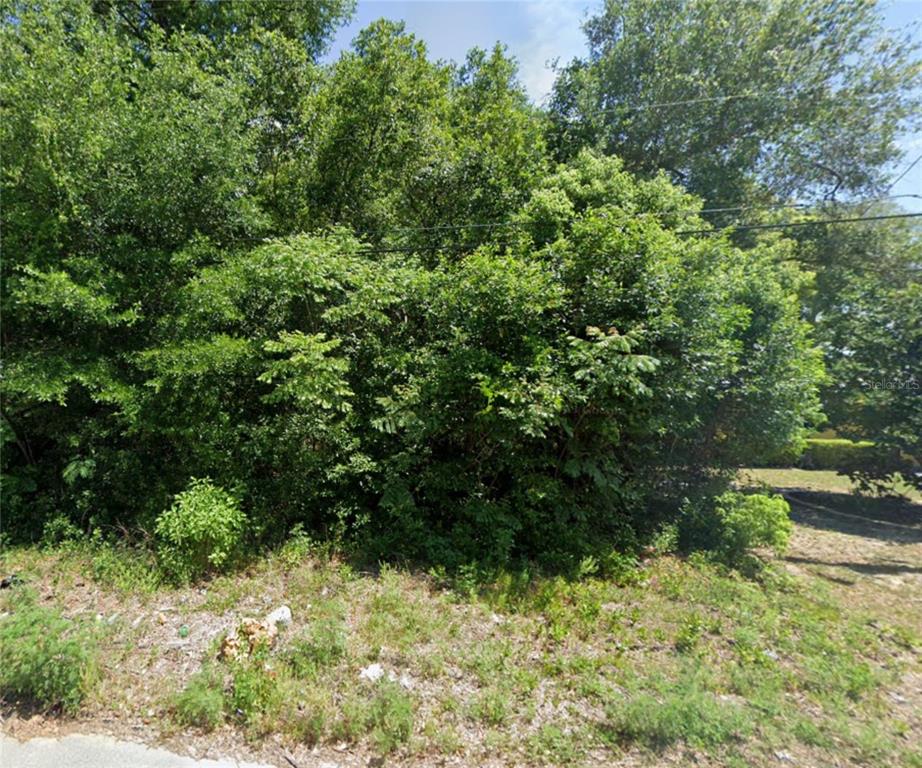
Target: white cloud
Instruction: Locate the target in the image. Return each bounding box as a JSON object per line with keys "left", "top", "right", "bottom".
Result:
{"left": 518, "top": 1, "right": 592, "bottom": 103}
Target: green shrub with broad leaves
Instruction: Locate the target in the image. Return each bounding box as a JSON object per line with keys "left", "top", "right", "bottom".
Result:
{"left": 679, "top": 492, "right": 793, "bottom": 567}
{"left": 155, "top": 479, "right": 246, "bottom": 583}
{"left": 0, "top": 0, "right": 823, "bottom": 570}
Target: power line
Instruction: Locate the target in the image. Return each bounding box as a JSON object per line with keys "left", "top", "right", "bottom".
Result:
{"left": 217, "top": 197, "right": 922, "bottom": 253}
{"left": 354, "top": 194, "right": 921, "bottom": 238}
{"left": 350, "top": 212, "right": 922, "bottom": 254}
{"left": 858, "top": 153, "right": 922, "bottom": 217}
{"left": 555, "top": 89, "right": 888, "bottom": 120}
{"left": 884, "top": 153, "right": 922, "bottom": 195}
{"left": 674, "top": 211, "right": 922, "bottom": 237}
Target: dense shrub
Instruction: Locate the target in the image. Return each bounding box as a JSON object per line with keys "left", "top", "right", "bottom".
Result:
{"left": 5, "top": 152, "right": 821, "bottom": 570}
{"left": 155, "top": 479, "right": 246, "bottom": 583}
{"left": 800, "top": 438, "right": 876, "bottom": 470}
{"left": 679, "top": 492, "right": 793, "bottom": 567}
{"left": 0, "top": 596, "right": 99, "bottom": 713}
{"left": 0, "top": 5, "right": 823, "bottom": 569}
{"left": 757, "top": 437, "right": 876, "bottom": 470}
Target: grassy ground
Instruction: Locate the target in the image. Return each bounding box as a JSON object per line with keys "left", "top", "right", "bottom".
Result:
{"left": 1, "top": 469, "right": 920, "bottom": 768}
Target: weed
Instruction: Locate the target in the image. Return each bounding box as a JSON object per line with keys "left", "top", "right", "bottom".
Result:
{"left": 363, "top": 567, "right": 433, "bottom": 650}
{"left": 277, "top": 683, "right": 334, "bottom": 745}
{"left": 286, "top": 618, "right": 347, "bottom": 678}
{"left": 471, "top": 687, "right": 510, "bottom": 726}
{"left": 0, "top": 595, "right": 99, "bottom": 714}
{"left": 335, "top": 680, "right": 414, "bottom": 754}
{"left": 227, "top": 657, "right": 280, "bottom": 725}
{"left": 88, "top": 542, "right": 162, "bottom": 594}
{"left": 173, "top": 667, "right": 225, "bottom": 730}
{"left": 603, "top": 671, "right": 752, "bottom": 749}
{"left": 156, "top": 478, "right": 246, "bottom": 583}
{"left": 674, "top": 614, "right": 705, "bottom": 652}
{"left": 527, "top": 724, "right": 585, "bottom": 764}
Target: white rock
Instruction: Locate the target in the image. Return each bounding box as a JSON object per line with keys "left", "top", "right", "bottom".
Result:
{"left": 359, "top": 663, "right": 386, "bottom": 682}
{"left": 265, "top": 605, "right": 292, "bottom": 628}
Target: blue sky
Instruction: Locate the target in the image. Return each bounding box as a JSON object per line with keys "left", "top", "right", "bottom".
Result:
{"left": 327, "top": 0, "right": 922, "bottom": 211}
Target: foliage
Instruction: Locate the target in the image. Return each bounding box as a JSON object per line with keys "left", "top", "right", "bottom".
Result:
{"left": 548, "top": 0, "right": 921, "bottom": 206}
{"left": 173, "top": 667, "right": 226, "bottom": 731}
{"left": 155, "top": 479, "right": 246, "bottom": 583}
{"left": 0, "top": 595, "right": 99, "bottom": 713}
{"left": 679, "top": 491, "right": 793, "bottom": 567}
{"left": 286, "top": 619, "right": 348, "bottom": 678}
{"left": 227, "top": 656, "right": 281, "bottom": 725}
{"left": 336, "top": 681, "right": 415, "bottom": 754}
{"left": 798, "top": 213, "right": 922, "bottom": 489}
{"left": 2, "top": 1, "right": 826, "bottom": 569}
{"left": 800, "top": 438, "right": 876, "bottom": 470}
{"left": 604, "top": 669, "right": 752, "bottom": 749}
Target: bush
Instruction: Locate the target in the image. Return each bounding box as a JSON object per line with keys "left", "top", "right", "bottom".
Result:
{"left": 227, "top": 657, "right": 280, "bottom": 725}
{"left": 155, "top": 478, "right": 246, "bottom": 583}
{"left": 5, "top": 151, "right": 823, "bottom": 571}
{"left": 679, "top": 492, "right": 792, "bottom": 567}
{"left": 801, "top": 438, "right": 876, "bottom": 470}
{"left": 173, "top": 667, "right": 225, "bottom": 730}
{"left": 0, "top": 596, "right": 99, "bottom": 713}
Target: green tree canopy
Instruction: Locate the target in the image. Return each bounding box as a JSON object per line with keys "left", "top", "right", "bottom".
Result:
{"left": 548, "top": 0, "right": 921, "bottom": 206}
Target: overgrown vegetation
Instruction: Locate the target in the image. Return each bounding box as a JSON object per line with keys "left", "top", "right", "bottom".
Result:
{"left": 2, "top": 467, "right": 919, "bottom": 766}
{"left": 1, "top": 3, "right": 919, "bottom": 764}
{"left": 155, "top": 478, "right": 247, "bottom": 583}
{"left": 0, "top": 594, "right": 100, "bottom": 714}
{"left": 2, "top": 0, "right": 919, "bottom": 572}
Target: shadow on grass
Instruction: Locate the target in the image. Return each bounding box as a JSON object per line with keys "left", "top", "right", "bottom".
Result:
{"left": 782, "top": 490, "right": 922, "bottom": 544}
{"left": 785, "top": 555, "right": 922, "bottom": 576}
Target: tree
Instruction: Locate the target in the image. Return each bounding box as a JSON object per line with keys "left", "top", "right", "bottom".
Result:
{"left": 2, "top": 1, "right": 824, "bottom": 566}
{"left": 797, "top": 211, "right": 922, "bottom": 488}
{"left": 271, "top": 25, "right": 548, "bottom": 249}
{"left": 548, "top": 0, "right": 921, "bottom": 206}
{"left": 91, "top": 0, "right": 354, "bottom": 59}
{"left": 1, "top": 1, "right": 261, "bottom": 534}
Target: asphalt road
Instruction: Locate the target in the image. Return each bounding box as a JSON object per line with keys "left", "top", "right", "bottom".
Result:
{"left": 0, "top": 734, "right": 274, "bottom": 768}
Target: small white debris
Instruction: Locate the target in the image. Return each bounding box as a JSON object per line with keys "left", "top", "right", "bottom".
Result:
{"left": 397, "top": 672, "right": 414, "bottom": 690}
{"left": 763, "top": 649, "right": 780, "bottom": 661}
{"left": 265, "top": 605, "right": 292, "bottom": 628}
{"left": 774, "top": 750, "right": 795, "bottom": 763}
{"left": 359, "top": 663, "right": 386, "bottom": 682}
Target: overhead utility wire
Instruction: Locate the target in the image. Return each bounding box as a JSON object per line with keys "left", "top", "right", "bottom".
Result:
{"left": 219, "top": 198, "right": 922, "bottom": 252}
{"left": 673, "top": 211, "right": 922, "bottom": 237}
{"left": 351, "top": 212, "right": 922, "bottom": 254}
{"left": 882, "top": 153, "right": 922, "bottom": 196}
{"left": 856, "top": 154, "right": 922, "bottom": 217}
{"left": 356, "top": 194, "right": 922, "bottom": 237}
{"left": 557, "top": 89, "right": 888, "bottom": 119}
